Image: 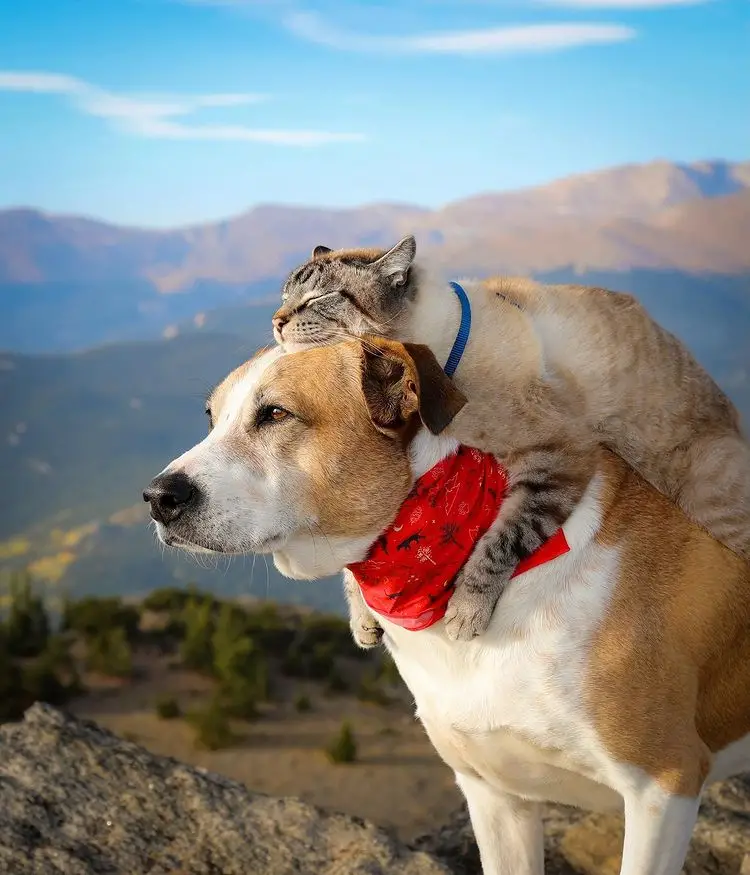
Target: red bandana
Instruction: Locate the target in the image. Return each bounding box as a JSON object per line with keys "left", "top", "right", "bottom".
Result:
{"left": 347, "top": 446, "right": 570, "bottom": 631}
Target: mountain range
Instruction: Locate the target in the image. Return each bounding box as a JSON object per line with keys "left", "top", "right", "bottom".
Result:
{"left": 2, "top": 158, "right": 750, "bottom": 353}
{"left": 1, "top": 157, "right": 748, "bottom": 609}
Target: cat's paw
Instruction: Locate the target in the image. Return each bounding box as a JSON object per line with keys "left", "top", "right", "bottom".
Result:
{"left": 443, "top": 568, "right": 508, "bottom": 641}
{"left": 351, "top": 616, "right": 384, "bottom": 649}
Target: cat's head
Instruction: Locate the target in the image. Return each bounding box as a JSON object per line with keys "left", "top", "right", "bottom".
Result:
{"left": 273, "top": 235, "right": 418, "bottom": 350}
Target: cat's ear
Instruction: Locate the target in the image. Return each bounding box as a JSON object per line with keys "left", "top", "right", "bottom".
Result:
{"left": 312, "top": 245, "right": 332, "bottom": 258}
{"left": 358, "top": 336, "right": 466, "bottom": 436}
{"left": 371, "top": 235, "right": 416, "bottom": 289}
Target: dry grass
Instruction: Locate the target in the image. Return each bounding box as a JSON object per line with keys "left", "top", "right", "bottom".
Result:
{"left": 70, "top": 648, "right": 461, "bottom": 840}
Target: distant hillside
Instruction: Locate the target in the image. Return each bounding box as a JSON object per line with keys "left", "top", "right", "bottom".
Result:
{"left": 0, "top": 316, "right": 344, "bottom": 612}
{"left": 2, "top": 159, "right": 750, "bottom": 354}
{"left": 0, "top": 278, "right": 277, "bottom": 354}
{"left": 443, "top": 158, "right": 750, "bottom": 224}
{"left": 1, "top": 268, "right": 748, "bottom": 606}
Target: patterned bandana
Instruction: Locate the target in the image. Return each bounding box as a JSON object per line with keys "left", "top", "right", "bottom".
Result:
{"left": 347, "top": 445, "right": 570, "bottom": 632}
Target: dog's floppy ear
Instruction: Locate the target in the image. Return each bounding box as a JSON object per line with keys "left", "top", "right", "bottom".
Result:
{"left": 359, "top": 337, "right": 467, "bottom": 436}
{"left": 402, "top": 342, "right": 468, "bottom": 434}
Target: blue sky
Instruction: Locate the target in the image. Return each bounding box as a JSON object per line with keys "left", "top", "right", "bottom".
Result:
{"left": 0, "top": 0, "right": 747, "bottom": 227}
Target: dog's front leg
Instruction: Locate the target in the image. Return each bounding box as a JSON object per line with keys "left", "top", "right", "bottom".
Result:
{"left": 619, "top": 785, "right": 701, "bottom": 875}
{"left": 342, "top": 569, "right": 383, "bottom": 648}
{"left": 455, "top": 772, "right": 544, "bottom": 875}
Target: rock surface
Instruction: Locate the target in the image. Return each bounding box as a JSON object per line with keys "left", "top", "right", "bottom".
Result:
{"left": 0, "top": 705, "right": 449, "bottom": 875}
{"left": 418, "top": 782, "right": 750, "bottom": 875}
{"left": 2, "top": 705, "right": 749, "bottom": 875}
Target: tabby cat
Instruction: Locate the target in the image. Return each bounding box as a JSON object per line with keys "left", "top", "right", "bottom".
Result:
{"left": 272, "top": 235, "right": 750, "bottom": 644}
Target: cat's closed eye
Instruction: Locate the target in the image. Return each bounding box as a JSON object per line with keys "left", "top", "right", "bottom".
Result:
{"left": 304, "top": 291, "right": 340, "bottom": 308}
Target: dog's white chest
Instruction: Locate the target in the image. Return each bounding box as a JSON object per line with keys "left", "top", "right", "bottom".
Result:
{"left": 378, "top": 544, "right": 623, "bottom": 811}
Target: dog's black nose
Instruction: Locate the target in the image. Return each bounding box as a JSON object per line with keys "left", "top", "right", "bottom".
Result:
{"left": 143, "top": 471, "right": 197, "bottom": 524}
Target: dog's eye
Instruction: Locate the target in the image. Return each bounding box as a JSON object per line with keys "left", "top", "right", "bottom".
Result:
{"left": 257, "top": 405, "right": 291, "bottom": 426}
{"left": 205, "top": 405, "right": 213, "bottom": 429}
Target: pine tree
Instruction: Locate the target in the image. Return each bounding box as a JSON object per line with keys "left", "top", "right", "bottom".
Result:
{"left": 87, "top": 627, "right": 133, "bottom": 678}
{"left": 188, "top": 696, "right": 236, "bottom": 750}
{"left": 212, "top": 603, "right": 268, "bottom": 718}
{"left": 0, "top": 629, "right": 24, "bottom": 722}
{"left": 180, "top": 597, "right": 215, "bottom": 673}
{"left": 4, "top": 571, "right": 49, "bottom": 658}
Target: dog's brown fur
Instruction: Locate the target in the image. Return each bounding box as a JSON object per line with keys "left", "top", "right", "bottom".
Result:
{"left": 585, "top": 452, "right": 750, "bottom": 796}
{"left": 169, "top": 337, "right": 750, "bottom": 800}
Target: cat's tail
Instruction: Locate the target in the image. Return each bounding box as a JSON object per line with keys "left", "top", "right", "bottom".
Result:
{"left": 676, "top": 431, "right": 750, "bottom": 561}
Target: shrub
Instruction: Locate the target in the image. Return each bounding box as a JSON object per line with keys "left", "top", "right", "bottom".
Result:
{"left": 4, "top": 571, "right": 50, "bottom": 658}
{"left": 188, "top": 698, "right": 236, "bottom": 751}
{"left": 309, "top": 642, "right": 336, "bottom": 679}
{"left": 179, "top": 597, "right": 215, "bottom": 673}
{"left": 86, "top": 627, "right": 133, "bottom": 678}
{"left": 63, "top": 596, "right": 139, "bottom": 642}
{"left": 356, "top": 673, "right": 391, "bottom": 707}
{"left": 212, "top": 602, "right": 269, "bottom": 712}
{"left": 21, "top": 648, "right": 73, "bottom": 708}
{"left": 326, "top": 721, "right": 357, "bottom": 764}
{"left": 280, "top": 649, "right": 304, "bottom": 678}
{"left": 141, "top": 586, "right": 208, "bottom": 614}
{"left": 299, "top": 614, "right": 352, "bottom": 651}
{"left": 212, "top": 603, "right": 252, "bottom": 679}
{"left": 222, "top": 686, "right": 258, "bottom": 720}
{"left": 377, "top": 655, "right": 402, "bottom": 688}
{"left": 294, "top": 693, "right": 311, "bottom": 713}
{"left": 326, "top": 667, "right": 349, "bottom": 694}
{"left": 44, "top": 634, "right": 85, "bottom": 697}
{"left": 0, "top": 636, "right": 25, "bottom": 723}
{"left": 155, "top": 696, "right": 181, "bottom": 720}
{"left": 245, "top": 603, "right": 281, "bottom": 629}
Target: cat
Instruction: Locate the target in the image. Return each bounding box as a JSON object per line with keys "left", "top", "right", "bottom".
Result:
{"left": 272, "top": 235, "right": 750, "bottom": 645}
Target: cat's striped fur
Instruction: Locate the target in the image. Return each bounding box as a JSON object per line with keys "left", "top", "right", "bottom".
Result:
{"left": 272, "top": 236, "right": 750, "bottom": 643}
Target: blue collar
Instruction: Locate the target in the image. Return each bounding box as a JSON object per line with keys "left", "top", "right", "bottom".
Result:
{"left": 443, "top": 281, "right": 471, "bottom": 378}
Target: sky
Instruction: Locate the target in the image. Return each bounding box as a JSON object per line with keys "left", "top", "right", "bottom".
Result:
{"left": 0, "top": 0, "right": 747, "bottom": 227}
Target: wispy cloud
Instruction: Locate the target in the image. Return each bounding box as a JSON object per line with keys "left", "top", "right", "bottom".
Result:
{"left": 283, "top": 13, "right": 635, "bottom": 54}
{"left": 538, "top": 0, "right": 707, "bottom": 7}
{"left": 0, "top": 71, "right": 365, "bottom": 146}
{"left": 538, "top": 0, "right": 706, "bottom": 6}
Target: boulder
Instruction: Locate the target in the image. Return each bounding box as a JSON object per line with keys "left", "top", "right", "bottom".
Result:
{"left": 2, "top": 705, "right": 749, "bottom": 875}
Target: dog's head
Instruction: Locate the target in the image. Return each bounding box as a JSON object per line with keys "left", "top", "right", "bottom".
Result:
{"left": 144, "top": 337, "right": 466, "bottom": 579}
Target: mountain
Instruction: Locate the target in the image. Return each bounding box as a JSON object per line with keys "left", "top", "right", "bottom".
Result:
{"left": 1, "top": 268, "right": 748, "bottom": 607}
{"left": 442, "top": 158, "right": 750, "bottom": 224}
{"left": 1, "top": 159, "right": 749, "bottom": 354}
{"left": 0, "top": 277, "right": 278, "bottom": 354}
{"left": 0, "top": 203, "right": 427, "bottom": 289}
{"left": 2, "top": 157, "right": 748, "bottom": 609}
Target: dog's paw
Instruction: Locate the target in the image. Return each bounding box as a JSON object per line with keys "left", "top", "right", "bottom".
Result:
{"left": 351, "top": 617, "right": 384, "bottom": 649}
{"left": 443, "top": 568, "right": 507, "bottom": 641}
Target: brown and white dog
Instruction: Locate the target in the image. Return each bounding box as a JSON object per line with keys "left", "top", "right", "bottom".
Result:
{"left": 144, "top": 337, "right": 750, "bottom": 875}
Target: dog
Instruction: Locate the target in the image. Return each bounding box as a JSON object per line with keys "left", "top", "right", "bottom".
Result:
{"left": 145, "top": 337, "right": 750, "bottom": 875}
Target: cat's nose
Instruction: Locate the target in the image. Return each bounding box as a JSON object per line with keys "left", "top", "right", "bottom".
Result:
{"left": 272, "top": 315, "right": 287, "bottom": 338}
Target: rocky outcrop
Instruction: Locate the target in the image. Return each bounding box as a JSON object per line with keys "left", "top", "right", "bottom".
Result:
{"left": 417, "top": 780, "right": 750, "bottom": 875}
{"left": 0, "top": 705, "right": 449, "bottom": 875}
{"left": 2, "top": 705, "right": 749, "bottom": 875}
